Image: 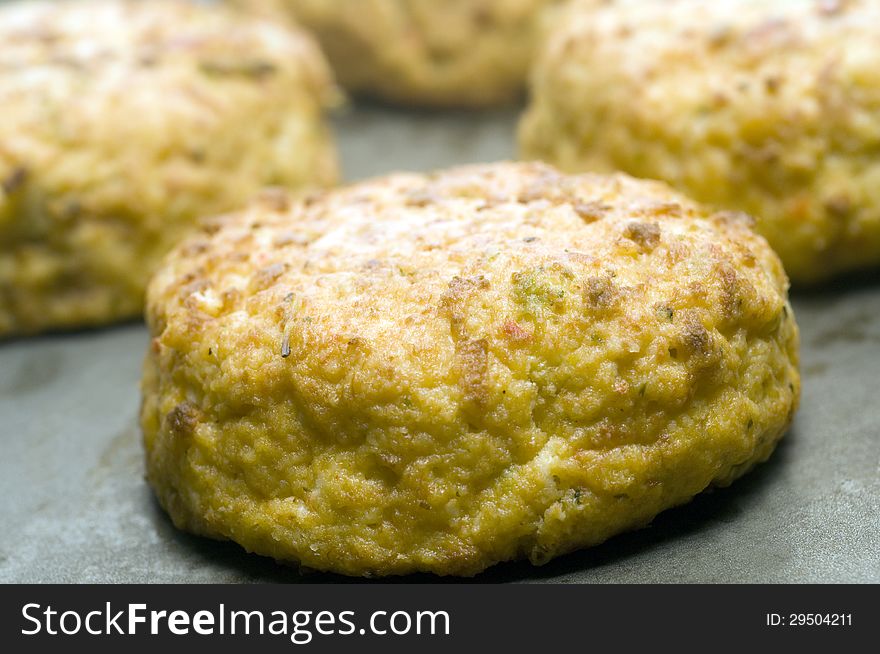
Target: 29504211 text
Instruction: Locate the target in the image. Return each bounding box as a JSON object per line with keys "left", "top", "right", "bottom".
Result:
{"left": 765, "top": 613, "right": 853, "bottom": 627}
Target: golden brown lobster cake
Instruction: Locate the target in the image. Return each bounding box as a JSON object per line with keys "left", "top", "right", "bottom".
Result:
{"left": 142, "top": 162, "right": 800, "bottom": 576}
{"left": 230, "top": 0, "right": 563, "bottom": 107}
{"left": 0, "top": 0, "right": 338, "bottom": 337}
{"left": 521, "top": 0, "right": 880, "bottom": 283}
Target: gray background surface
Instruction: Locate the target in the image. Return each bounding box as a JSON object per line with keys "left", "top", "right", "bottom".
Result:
{"left": 1, "top": 105, "right": 878, "bottom": 583}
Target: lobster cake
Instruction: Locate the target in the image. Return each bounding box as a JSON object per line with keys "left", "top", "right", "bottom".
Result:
{"left": 521, "top": 0, "right": 880, "bottom": 283}
{"left": 0, "top": 0, "right": 338, "bottom": 336}
{"left": 142, "top": 162, "right": 800, "bottom": 576}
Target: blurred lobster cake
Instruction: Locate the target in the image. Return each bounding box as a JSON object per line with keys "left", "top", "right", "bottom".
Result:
{"left": 231, "top": 0, "right": 562, "bottom": 107}
{"left": 521, "top": 0, "right": 880, "bottom": 283}
{"left": 0, "top": 0, "right": 338, "bottom": 337}
{"left": 142, "top": 162, "right": 800, "bottom": 576}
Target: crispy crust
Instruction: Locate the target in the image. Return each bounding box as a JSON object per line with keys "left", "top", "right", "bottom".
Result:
{"left": 0, "top": 0, "right": 338, "bottom": 336}
{"left": 231, "top": 0, "right": 562, "bottom": 107}
{"left": 521, "top": 0, "right": 880, "bottom": 283}
{"left": 143, "top": 162, "right": 800, "bottom": 576}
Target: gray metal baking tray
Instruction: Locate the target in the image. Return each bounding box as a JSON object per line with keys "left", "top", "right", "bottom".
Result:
{"left": 1, "top": 105, "right": 878, "bottom": 583}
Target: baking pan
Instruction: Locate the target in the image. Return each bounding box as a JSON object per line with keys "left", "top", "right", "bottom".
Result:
{"left": 1, "top": 105, "right": 878, "bottom": 583}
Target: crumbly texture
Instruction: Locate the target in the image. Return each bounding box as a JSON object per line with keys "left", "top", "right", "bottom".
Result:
{"left": 231, "top": 0, "right": 562, "bottom": 107}
{"left": 520, "top": 0, "right": 880, "bottom": 283}
{"left": 0, "top": 0, "right": 338, "bottom": 337}
{"left": 143, "top": 162, "right": 800, "bottom": 576}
